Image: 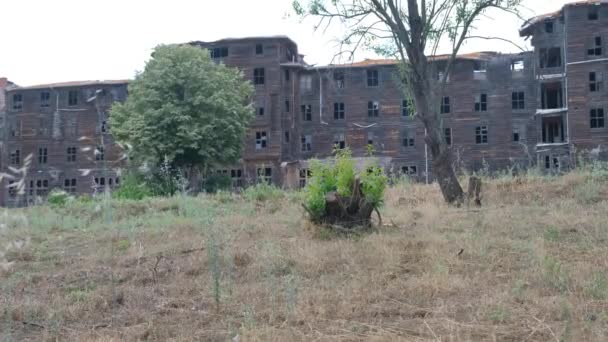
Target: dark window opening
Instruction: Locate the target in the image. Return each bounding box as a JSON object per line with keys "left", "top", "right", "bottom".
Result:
{"left": 334, "top": 71, "right": 345, "bottom": 88}
{"left": 35, "top": 179, "right": 49, "bottom": 196}
{"left": 284, "top": 69, "right": 290, "bottom": 82}
{"left": 258, "top": 107, "right": 265, "bottom": 116}
{"left": 40, "top": 91, "right": 50, "bottom": 107}
{"left": 38, "top": 147, "right": 48, "bottom": 164}
{"left": 257, "top": 167, "right": 272, "bottom": 184}
{"left": 210, "top": 47, "right": 229, "bottom": 58}
{"left": 64, "top": 178, "right": 77, "bottom": 194}
{"left": 301, "top": 135, "right": 312, "bottom": 152}
{"left": 440, "top": 96, "right": 450, "bottom": 114}
{"left": 68, "top": 90, "right": 78, "bottom": 106}
{"left": 541, "top": 82, "right": 563, "bottom": 109}
{"left": 403, "top": 130, "right": 415, "bottom": 147}
{"left": 588, "top": 37, "right": 602, "bottom": 56}
{"left": 255, "top": 44, "right": 264, "bottom": 55}
{"left": 589, "top": 6, "right": 599, "bottom": 20}
{"left": 475, "top": 93, "right": 488, "bottom": 112}
{"left": 541, "top": 117, "right": 565, "bottom": 143}
{"left": 539, "top": 47, "right": 562, "bottom": 68}
{"left": 255, "top": 131, "right": 267, "bottom": 149}
{"left": 545, "top": 21, "right": 554, "bottom": 33}
{"left": 367, "top": 101, "right": 379, "bottom": 117}
{"left": 299, "top": 168, "right": 312, "bottom": 188}
{"left": 285, "top": 99, "right": 290, "bottom": 112}
{"left": 444, "top": 128, "right": 452, "bottom": 145}
{"left": 12, "top": 94, "right": 23, "bottom": 111}
{"left": 402, "top": 100, "right": 411, "bottom": 117}
{"left": 367, "top": 132, "right": 374, "bottom": 145}
{"left": 67, "top": 147, "right": 77, "bottom": 162}
{"left": 95, "top": 146, "right": 105, "bottom": 161}
{"left": 231, "top": 169, "right": 243, "bottom": 188}
{"left": 10, "top": 150, "right": 20, "bottom": 166}
{"left": 591, "top": 108, "right": 605, "bottom": 128}
{"left": 402, "top": 166, "right": 417, "bottom": 176}
{"left": 301, "top": 104, "right": 312, "bottom": 121}
{"left": 334, "top": 102, "right": 345, "bottom": 120}
{"left": 253, "top": 68, "right": 265, "bottom": 85}
{"left": 513, "top": 128, "right": 520, "bottom": 142}
{"left": 367, "top": 69, "right": 379, "bottom": 87}
{"left": 284, "top": 131, "right": 290, "bottom": 143}
{"left": 590, "top": 72, "right": 603, "bottom": 92}
{"left": 512, "top": 91, "right": 525, "bottom": 110}
{"left": 475, "top": 125, "right": 488, "bottom": 144}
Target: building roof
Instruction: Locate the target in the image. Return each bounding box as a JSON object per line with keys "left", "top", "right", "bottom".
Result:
{"left": 8, "top": 80, "right": 129, "bottom": 91}
{"left": 520, "top": 0, "right": 606, "bottom": 36}
{"left": 189, "top": 35, "right": 298, "bottom": 47}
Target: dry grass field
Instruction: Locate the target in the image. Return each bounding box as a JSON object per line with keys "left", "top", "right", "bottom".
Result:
{"left": 2, "top": 170, "right": 608, "bottom": 341}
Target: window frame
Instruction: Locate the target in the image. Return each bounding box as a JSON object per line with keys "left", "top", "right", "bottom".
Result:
{"left": 333, "top": 102, "right": 345, "bottom": 120}
{"left": 475, "top": 125, "right": 489, "bottom": 144}
{"left": 590, "top": 108, "right": 605, "bottom": 129}
{"left": 366, "top": 69, "right": 379, "bottom": 87}
{"left": 367, "top": 101, "right": 380, "bottom": 117}
{"left": 253, "top": 68, "right": 265, "bottom": 85}
{"left": 255, "top": 131, "right": 268, "bottom": 149}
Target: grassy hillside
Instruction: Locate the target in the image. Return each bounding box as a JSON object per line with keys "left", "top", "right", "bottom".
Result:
{"left": 2, "top": 170, "right": 608, "bottom": 341}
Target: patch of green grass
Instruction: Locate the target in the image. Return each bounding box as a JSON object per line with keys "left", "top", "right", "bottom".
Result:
{"left": 544, "top": 227, "right": 560, "bottom": 241}
{"left": 585, "top": 272, "right": 608, "bottom": 300}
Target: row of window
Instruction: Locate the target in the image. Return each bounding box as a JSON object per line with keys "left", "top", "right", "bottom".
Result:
{"left": 9, "top": 146, "right": 105, "bottom": 166}
{"left": 543, "top": 6, "right": 600, "bottom": 35}
{"left": 7, "top": 177, "right": 120, "bottom": 198}
{"left": 11, "top": 90, "right": 80, "bottom": 111}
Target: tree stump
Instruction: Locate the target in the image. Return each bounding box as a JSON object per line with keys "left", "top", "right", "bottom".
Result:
{"left": 313, "top": 176, "right": 375, "bottom": 229}
{"left": 467, "top": 176, "right": 482, "bottom": 207}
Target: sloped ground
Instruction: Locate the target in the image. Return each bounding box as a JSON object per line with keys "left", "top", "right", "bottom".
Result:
{"left": 2, "top": 171, "right": 608, "bottom": 341}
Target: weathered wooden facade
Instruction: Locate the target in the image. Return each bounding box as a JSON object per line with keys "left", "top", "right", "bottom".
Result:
{"left": 1, "top": 0, "right": 607, "bottom": 204}
{"left": 0, "top": 81, "right": 128, "bottom": 206}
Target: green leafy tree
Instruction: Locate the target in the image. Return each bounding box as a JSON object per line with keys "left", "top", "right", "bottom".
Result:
{"left": 294, "top": 0, "right": 523, "bottom": 204}
{"left": 110, "top": 44, "right": 255, "bottom": 171}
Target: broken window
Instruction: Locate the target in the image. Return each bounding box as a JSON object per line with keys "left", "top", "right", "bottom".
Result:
{"left": 301, "top": 134, "right": 312, "bottom": 152}
{"left": 402, "top": 100, "right": 411, "bottom": 117}
{"left": 35, "top": 179, "right": 49, "bottom": 196}
{"left": 257, "top": 167, "right": 272, "bottom": 184}
{"left": 590, "top": 72, "right": 603, "bottom": 92}
{"left": 541, "top": 82, "right": 563, "bottom": 109}
{"left": 301, "top": 104, "right": 312, "bottom": 121}
{"left": 475, "top": 125, "right": 488, "bottom": 144}
{"left": 474, "top": 94, "right": 488, "bottom": 112}
{"left": 8, "top": 181, "right": 17, "bottom": 199}
{"left": 512, "top": 91, "right": 525, "bottom": 110}
{"left": 258, "top": 107, "right": 265, "bottom": 116}
{"left": 255, "top": 44, "right": 264, "bottom": 55}
{"left": 284, "top": 99, "right": 290, "bottom": 113}
{"left": 64, "top": 178, "right": 77, "bottom": 194}
{"left": 300, "top": 75, "right": 312, "bottom": 92}
{"left": 444, "top": 127, "right": 452, "bottom": 146}
{"left": 545, "top": 20, "right": 554, "bottom": 33}
{"left": 255, "top": 131, "right": 267, "bottom": 149}
{"left": 253, "top": 68, "right": 265, "bottom": 85}
{"left": 67, "top": 147, "right": 77, "bottom": 162}
{"left": 539, "top": 47, "right": 562, "bottom": 68}
{"left": 10, "top": 120, "right": 21, "bottom": 137}
{"left": 589, "top": 6, "right": 599, "bottom": 20}
{"left": 12, "top": 93, "right": 23, "bottom": 111}
{"left": 68, "top": 90, "right": 78, "bottom": 106}
{"left": 284, "top": 131, "right": 290, "bottom": 143}
{"left": 440, "top": 96, "right": 450, "bottom": 114}
{"left": 231, "top": 169, "right": 243, "bottom": 188}
{"left": 299, "top": 168, "right": 312, "bottom": 188}
{"left": 402, "top": 130, "right": 415, "bottom": 147}
{"left": 334, "top": 71, "right": 345, "bottom": 88}
{"left": 210, "top": 47, "right": 229, "bottom": 58}
{"left": 284, "top": 69, "right": 290, "bottom": 82}
{"left": 511, "top": 59, "right": 524, "bottom": 72}
{"left": 367, "top": 131, "right": 374, "bottom": 145}
{"left": 591, "top": 108, "right": 605, "bottom": 128}
{"left": 588, "top": 37, "right": 602, "bottom": 56}
{"left": 512, "top": 126, "right": 520, "bottom": 142}
{"left": 542, "top": 117, "right": 564, "bottom": 143}
{"left": 10, "top": 149, "right": 20, "bottom": 166}
{"left": 101, "top": 120, "right": 108, "bottom": 133}
{"left": 334, "top": 102, "right": 345, "bottom": 120}
{"left": 367, "top": 101, "right": 379, "bottom": 117}
{"left": 401, "top": 165, "right": 418, "bottom": 176}
{"left": 367, "top": 69, "right": 379, "bottom": 87}
{"left": 40, "top": 91, "right": 50, "bottom": 108}
{"left": 38, "top": 147, "right": 48, "bottom": 164}
{"left": 95, "top": 146, "right": 104, "bottom": 161}
{"left": 333, "top": 133, "right": 346, "bottom": 150}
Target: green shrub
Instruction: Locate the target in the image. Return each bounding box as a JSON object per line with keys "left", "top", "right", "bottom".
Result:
{"left": 47, "top": 189, "right": 70, "bottom": 207}
{"left": 113, "top": 173, "right": 152, "bottom": 200}
{"left": 203, "top": 174, "right": 233, "bottom": 193}
{"left": 304, "top": 148, "right": 387, "bottom": 221}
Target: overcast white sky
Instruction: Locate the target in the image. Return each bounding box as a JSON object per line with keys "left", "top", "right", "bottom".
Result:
{"left": 1, "top": 0, "right": 571, "bottom": 86}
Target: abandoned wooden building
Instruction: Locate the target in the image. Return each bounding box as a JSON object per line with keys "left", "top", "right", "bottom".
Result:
{"left": 0, "top": 0, "right": 607, "bottom": 205}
